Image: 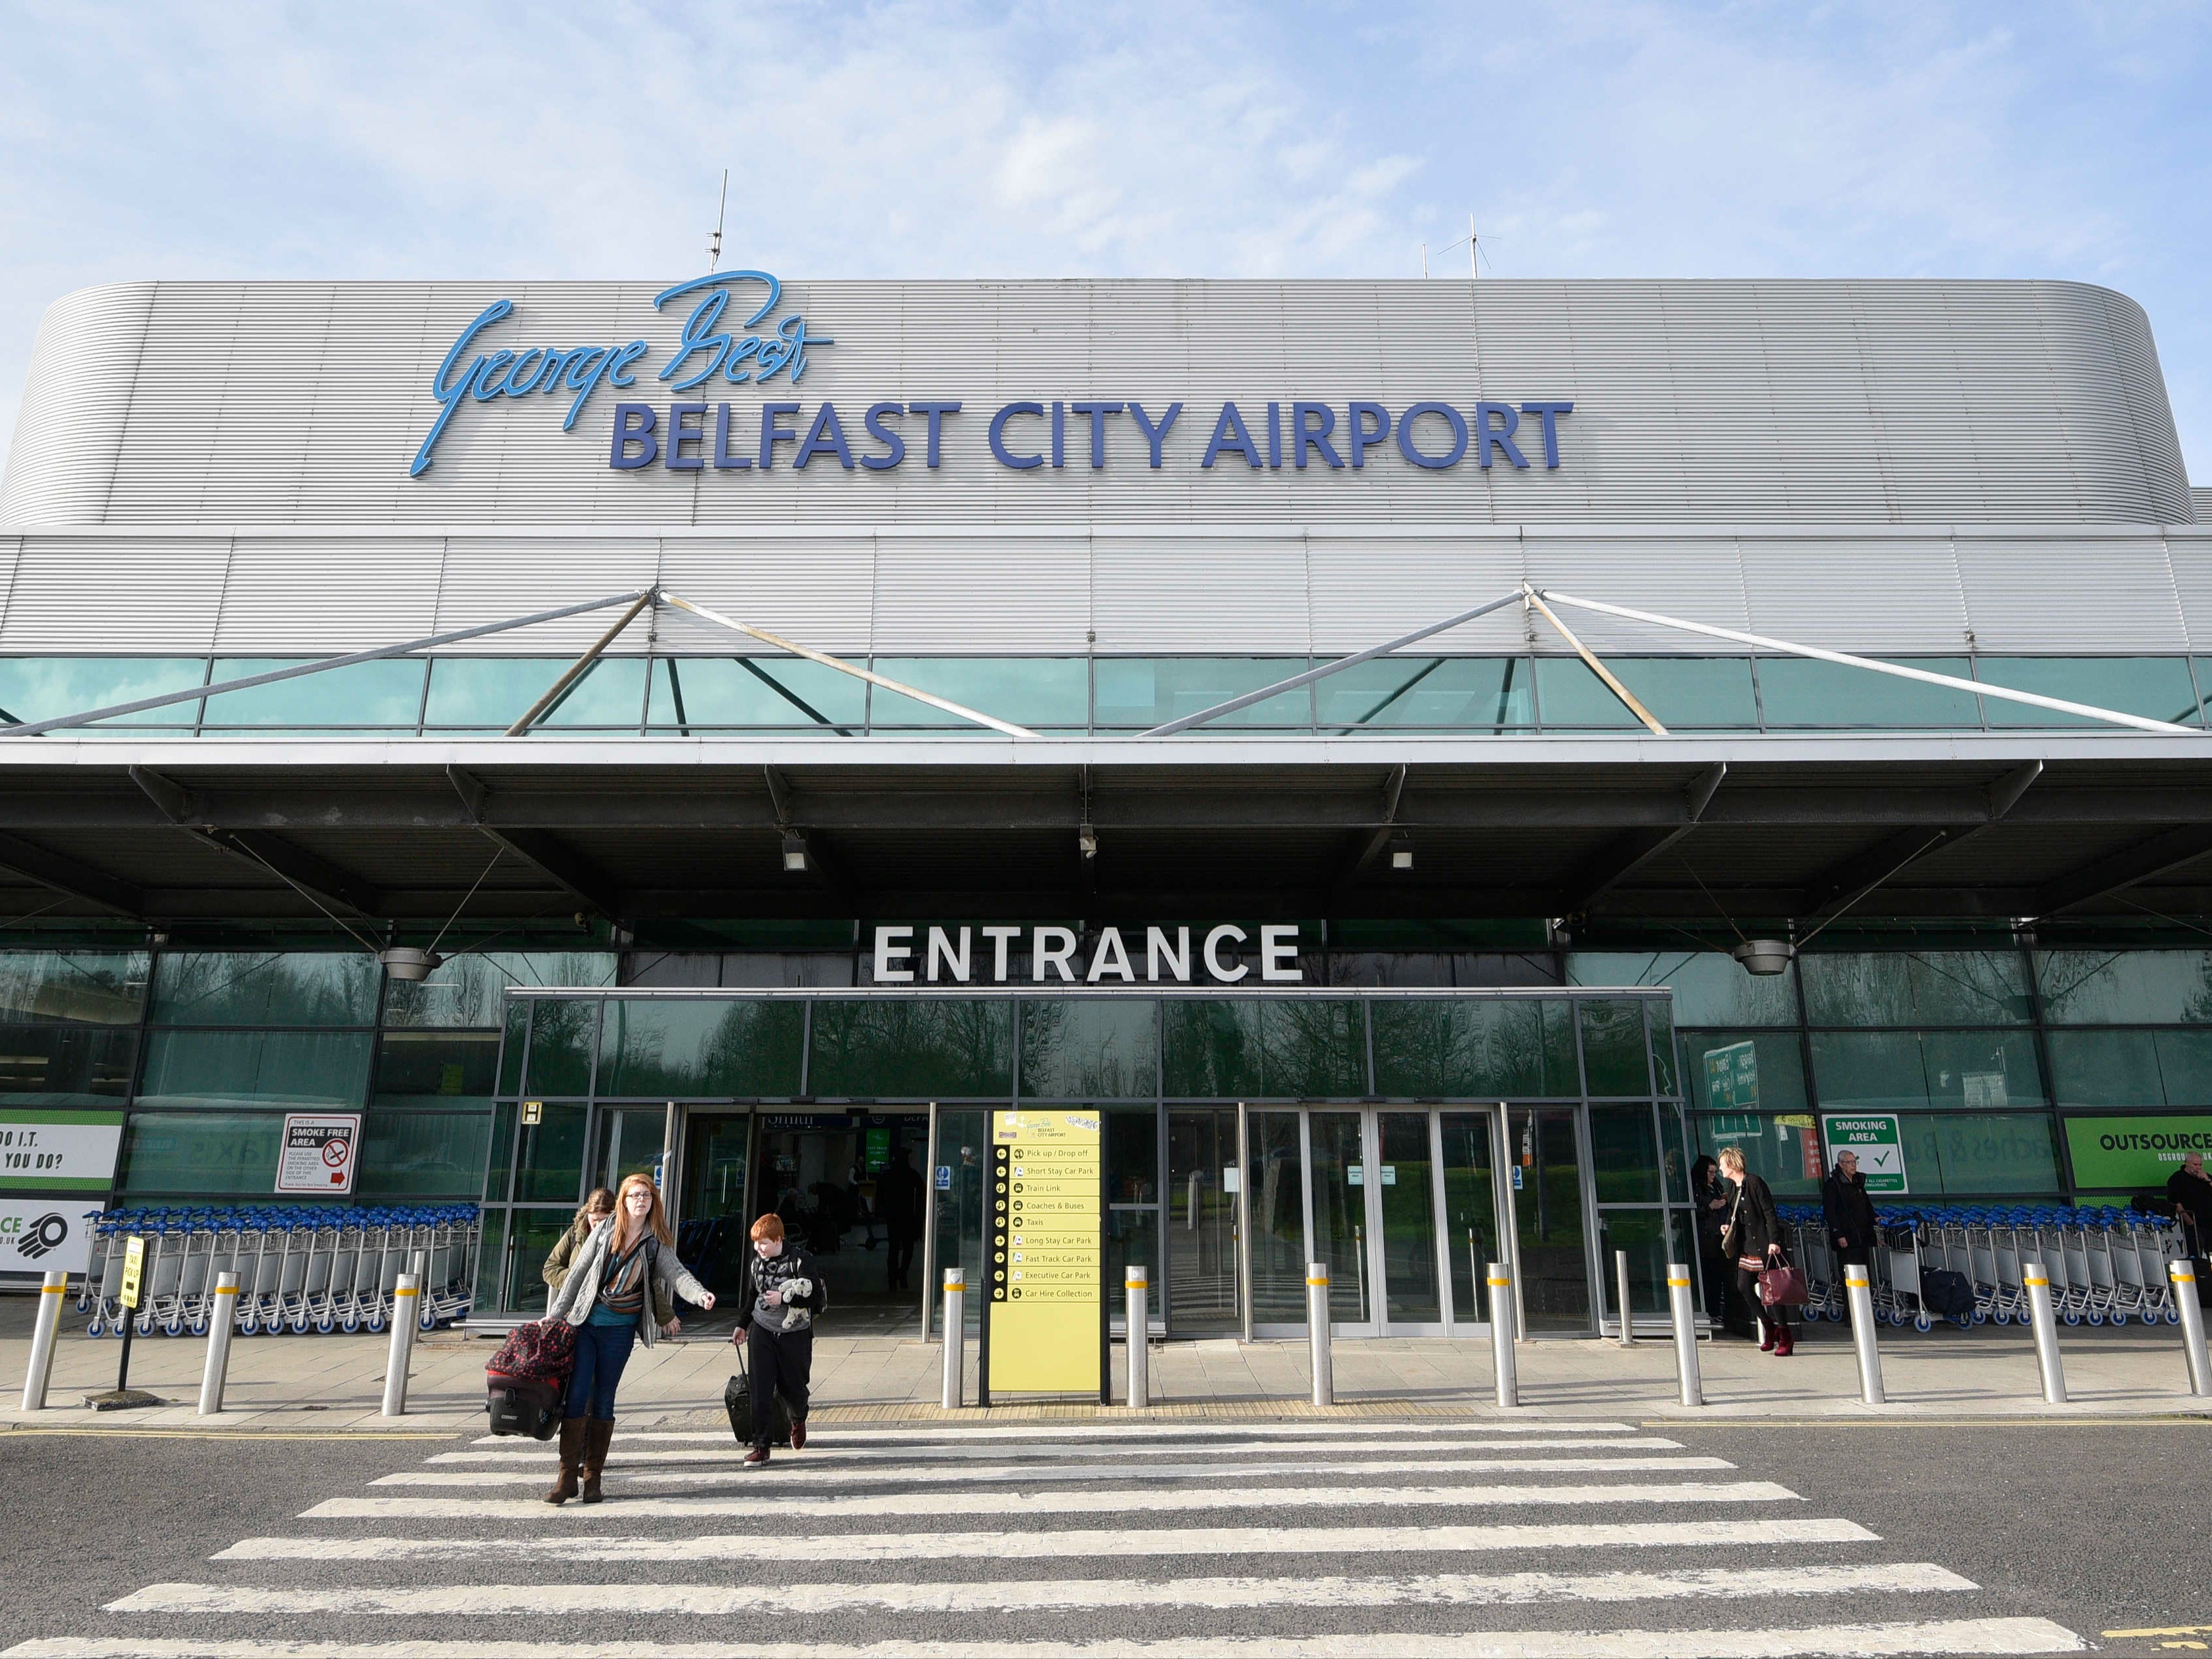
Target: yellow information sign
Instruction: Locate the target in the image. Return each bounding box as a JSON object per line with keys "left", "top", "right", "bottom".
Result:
{"left": 982, "top": 1108, "right": 1103, "bottom": 1398}
{"left": 117, "top": 1235, "right": 145, "bottom": 1311}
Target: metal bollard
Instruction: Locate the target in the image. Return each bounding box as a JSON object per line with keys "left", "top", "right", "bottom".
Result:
{"left": 2022, "top": 1261, "right": 2068, "bottom": 1405}
{"left": 1615, "top": 1250, "right": 1634, "bottom": 1347}
{"left": 1844, "top": 1264, "right": 1885, "bottom": 1406}
{"left": 20, "top": 1269, "right": 67, "bottom": 1411}
{"left": 1489, "top": 1261, "right": 1520, "bottom": 1408}
{"left": 198, "top": 1273, "right": 240, "bottom": 1416}
{"left": 1125, "top": 1266, "right": 1149, "bottom": 1407}
{"left": 1666, "top": 1263, "right": 1702, "bottom": 1408}
{"left": 1306, "top": 1262, "right": 1333, "bottom": 1407}
{"left": 379, "top": 1274, "right": 420, "bottom": 1418}
{"left": 940, "top": 1268, "right": 965, "bottom": 1410}
{"left": 2171, "top": 1261, "right": 2211, "bottom": 1398}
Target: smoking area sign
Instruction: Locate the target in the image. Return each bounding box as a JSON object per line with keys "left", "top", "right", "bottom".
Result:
{"left": 1821, "top": 1113, "right": 1909, "bottom": 1194}
{"left": 980, "top": 1109, "right": 1105, "bottom": 1401}
{"left": 276, "top": 1113, "right": 362, "bottom": 1194}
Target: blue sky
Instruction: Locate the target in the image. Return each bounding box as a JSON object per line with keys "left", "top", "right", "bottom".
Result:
{"left": 3, "top": 1, "right": 2209, "bottom": 484}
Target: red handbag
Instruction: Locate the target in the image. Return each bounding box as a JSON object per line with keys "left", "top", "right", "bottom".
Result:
{"left": 1758, "top": 1264, "right": 1810, "bottom": 1307}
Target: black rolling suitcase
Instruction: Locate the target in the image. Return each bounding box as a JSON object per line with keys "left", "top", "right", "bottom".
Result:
{"left": 723, "top": 1340, "right": 793, "bottom": 1448}
{"left": 486, "top": 1320, "right": 575, "bottom": 1440}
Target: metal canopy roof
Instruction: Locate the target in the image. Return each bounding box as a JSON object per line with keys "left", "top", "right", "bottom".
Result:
{"left": 4, "top": 738, "right": 2212, "bottom": 929}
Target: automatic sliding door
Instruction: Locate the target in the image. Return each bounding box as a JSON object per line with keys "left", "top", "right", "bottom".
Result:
{"left": 1440, "top": 1110, "right": 1501, "bottom": 1326}
{"left": 1246, "top": 1112, "right": 1307, "bottom": 1330}
{"left": 1509, "top": 1104, "right": 1594, "bottom": 1334}
{"left": 1375, "top": 1112, "right": 1440, "bottom": 1328}
{"left": 1167, "top": 1109, "right": 1240, "bottom": 1335}
{"left": 1308, "top": 1110, "right": 1371, "bottom": 1329}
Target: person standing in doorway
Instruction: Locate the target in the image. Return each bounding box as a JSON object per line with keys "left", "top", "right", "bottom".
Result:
{"left": 877, "top": 1146, "right": 925, "bottom": 1293}
{"left": 2170, "top": 1150, "right": 2212, "bottom": 1278}
{"left": 543, "top": 1173, "right": 715, "bottom": 1505}
{"left": 1691, "top": 1156, "right": 1738, "bottom": 1334}
{"left": 1717, "top": 1146, "right": 1793, "bottom": 1356}
{"left": 1822, "top": 1150, "right": 1879, "bottom": 1273}
{"left": 743, "top": 1213, "right": 826, "bottom": 1467}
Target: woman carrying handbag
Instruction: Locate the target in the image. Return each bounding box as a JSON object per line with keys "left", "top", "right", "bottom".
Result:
{"left": 1716, "top": 1146, "right": 1794, "bottom": 1356}
{"left": 542, "top": 1172, "right": 715, "bottom": 1504}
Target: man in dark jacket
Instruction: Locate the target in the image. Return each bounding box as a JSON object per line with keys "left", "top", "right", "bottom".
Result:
{"left": 2170, "top": 1150, "right": 2212, "bottom": 1265}
{"left": 1822, "top": 1151, "right": 1879, "bottom": 1268}
{"left": 876, "top": 1146, "right": 926, "bottom": 1293}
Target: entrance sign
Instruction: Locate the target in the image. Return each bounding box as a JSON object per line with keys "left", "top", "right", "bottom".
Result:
{"left": 873, "top": 923, "right": 1305, "bottom": 985}
{"left": 2063, "top": 1114, "right": 2212, "bottom": 1189}
{"left": 276, "top": 1113, "right": 362, "bottom": 1194}
{"left": 0, "top": 1110, "right": 123, "bottom": 1192}
{"left": 1821, "top": 1114, "right": 1908, "bottom": 1194}
{"left": 980, "top": 1109, "right": 1105, "bottom": 1400}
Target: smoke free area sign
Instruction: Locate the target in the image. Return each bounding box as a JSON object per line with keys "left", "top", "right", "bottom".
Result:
{"left": 276, "top": 1113, "right": 360, "bottom": 1194}
{"left": 1820, "top": 1114, "right": 1909, "bottom": 1194}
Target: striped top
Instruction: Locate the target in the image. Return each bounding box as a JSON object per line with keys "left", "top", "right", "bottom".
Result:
{"left": 596, "top": 1236, "right": 648, "bottom": 1318}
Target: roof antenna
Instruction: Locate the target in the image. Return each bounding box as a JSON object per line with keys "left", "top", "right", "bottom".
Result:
{"left": 707, "top": 169, "right": 729, "bottom": 272}
{"left": 1420, "top": 242, "right": 1429, "bottom": 278}
{"left": 1469, "top": 211, "right": 1480, "bottom": 279}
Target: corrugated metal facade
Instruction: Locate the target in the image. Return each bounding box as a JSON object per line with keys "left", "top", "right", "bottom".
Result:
{"left": 1, "top": 278, "right": 2194, "bottom": 531}
{"left": 1, "top": 522, "right": 2207, "bottom": 657}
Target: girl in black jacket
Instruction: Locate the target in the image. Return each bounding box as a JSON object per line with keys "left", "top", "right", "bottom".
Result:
{"left": 741, "top": 1213, "right": 827, "bottom": 1466}
{"left": 1717, "top": 1147, "right": 1793, "bottom": 1356}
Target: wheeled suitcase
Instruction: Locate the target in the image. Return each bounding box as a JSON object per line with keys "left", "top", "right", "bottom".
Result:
{"left": 723, "top": 1345, "right": 793, "bottom": 1448}
{"left": 488, "top": 1376, "right": 566, "bottom": 1439}
{"left": 486, "top": 1319, "right": 575, "bottom": 1440}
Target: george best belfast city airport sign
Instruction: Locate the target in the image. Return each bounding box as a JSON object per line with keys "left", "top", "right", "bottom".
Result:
{"left": 409, "top": 270, "right": 1574, "bottom": 482}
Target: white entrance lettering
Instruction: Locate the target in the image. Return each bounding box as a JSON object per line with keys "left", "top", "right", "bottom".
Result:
{"left": 926, "top": 925, "right": 970, "bottom": 982}
{"left": 1148, "top": 925, "right": 1192, "bottom": 982}
{"left": 1261, "top": 924, "right": 1303, "bottom": 982}
{"left": 1033, "top": 925, "right": 1079, "bottom": 982}
{"left": 874, "top": 925, "right": 915, "bottom": 982}
{"left": 1204, "top": 924, "right": 1249, "bottom": 982}
{"left": 983, "top": 925, "right": 1022, "bottom": 981}
{"left": 1086, "top": 927, "right": 1135, "bottom": 982}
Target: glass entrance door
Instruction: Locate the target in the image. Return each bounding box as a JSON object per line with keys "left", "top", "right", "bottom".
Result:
{"left": 675, "top": 1110, "right": 753, "bottom": 1304}
{"left": 1507, "top": 1104, "right": 1595, "bottom": 1334}
{"left": 1247, "top": 1106, "right": 1502, "bottom": 1337}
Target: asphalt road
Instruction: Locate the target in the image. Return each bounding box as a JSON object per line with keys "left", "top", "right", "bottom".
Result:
{"left": 0, "top": 1414, "right": 2204, "bottom": 1656}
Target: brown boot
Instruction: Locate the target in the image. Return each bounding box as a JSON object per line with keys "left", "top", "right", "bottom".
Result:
{"left": 578, "top": 1418, "right": 614, "bottom": 1503}
{"left": 543, "top": 1418, "right": 585, "bottom": 1505}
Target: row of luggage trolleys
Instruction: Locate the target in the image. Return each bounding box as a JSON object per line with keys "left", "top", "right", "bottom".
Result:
{"left": 75, "top": 1205, "right": 480, "bottom": 1337}
{"left": 1782, "top": 1203, "right": 2189, "bottom": 1332}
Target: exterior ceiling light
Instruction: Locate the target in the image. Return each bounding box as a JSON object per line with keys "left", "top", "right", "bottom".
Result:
{"left": 1388, "top": 832, "right": 1413, "bottom": 871}
{"left": 1732, "top": 939, "right": 1796, "bottom": 977}
{"left": 1077, "top": 821, "right": 1098, "bottom": 860}
{"left": 782, "top": 831, "right": 810, "bottom": 873}
{"left": 379, "top": 946, "right": 445, "bottom": 982}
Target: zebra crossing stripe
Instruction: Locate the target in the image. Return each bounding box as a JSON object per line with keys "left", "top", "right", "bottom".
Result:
{"left": 467, "top": 1421, "right": 1641, "bottom": 1446}
{"left": 428, "top": 1435, "right": 1683, "bottom": 1465}
{"left": 0, "top": 1614, "right": 2089, "bottom": 1656}
{"left": 107, "top": 1562, "right": 1976, "bottom": 1616}
{"left": 370, "top": 1455, "right": 1732, "bottom": 1490}
{"left": 303, "top": 1480, "right": 1800, "bottom": 1522}
{"left": 216, "top": 1517, "right": 1881, "bottom": 1563}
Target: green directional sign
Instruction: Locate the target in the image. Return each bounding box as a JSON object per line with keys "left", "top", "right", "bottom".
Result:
{"left": 1704, "top": 1041, "right": 1759, "bottom": 1112}
{"left": 1820, "top": 1113, "right": 1908, "bottom": 1194}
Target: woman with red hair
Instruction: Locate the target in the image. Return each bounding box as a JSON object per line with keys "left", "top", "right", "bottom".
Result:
{"left": 543, "top": 1172, "right": 715, "bottom": 1503}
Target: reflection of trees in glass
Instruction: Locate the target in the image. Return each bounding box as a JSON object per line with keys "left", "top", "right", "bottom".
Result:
{"left": 385, "top": 952, "right": 617, "bottom": 1028}
{"left": 1264, "top": 1001, "right": 1366, "bottom": 1095}
{"left": 1020, "top": 999, "right": 1157, "bottom": 1098}
{"left": 2036, "top": 950, "right": 2212, "bottom": 1026}
{"left": 0, "top": 950, "right": 150, "bottom": 1024}
{"left": 810, "top": 999, "right": 1012, "bottom": 1097}
{"left": 1801, "top": 951, "right": 2028, "bottom": 1027}
{"left": 152, "top": 951, "right": 378, "bottom": 1026}
{"left": 1372, "top": 1000, "right": 1572, "bottom": 1097}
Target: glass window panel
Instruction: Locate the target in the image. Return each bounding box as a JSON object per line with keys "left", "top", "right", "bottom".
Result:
{"left": 1440, "top": 1110, "right": 1500, "bottom": 1323}
{"left": 521, "top": 998, "right": 598, "bottom": 1096}
{"left": 514, "top": 1101, "right": 589, "bottom": 1204}
{"left": 373, "top": 1030, "right": 500, "bottom": 1102}
{"left": 2036, "top": 950, "right": 2212, "bottom": 1025}
{"left": 1166, "top": 1108, "right": 1242, "bottom": 1334}
{"left": 1659, "top": 1101, "right": 1691, "bottom": 1200}
{"left": 600, "top": 999, "right": 805, "bottom": 1097}
{"left": 150, "top": 952, "right": 379, "bottom": 1028}
{"left": 1589, "top": 1104, "right": 1662, "bottom": 1202}
{"left": 475, "top": 1208, "right": 509, "bottom": 1310}
{"left": 119, "top": 1110, "right": 290, "bottom": 1196}
{"left": 483, "top": 1101, "right": 516, "bottom": 1200}
{"left": 807, "top": 999, "right": 1012, "bottom": 1097}
{"left": 1904, "top": 1112, "right": 2062, "bottom": 1196}
{"left": 1569, "top": 950, "right": 1797, "bottom": 1027}
{"left": 1578, "top": 999, "right": 1650, "bottom": 1095}
{"left": 1810, "top": 1030, "right": 2044, "bottom": 1110}
{"left": 503, "top": 1208, "right": 577, "bottom": 1314}
{"left": 2152, "top": 1030, "right": 2212, "bottom": 1106}
{"left": 0, "top": 657, "right": 207, "bottom": 728}
{"left": 1801, "top": 951, "right": 2030, "bottom": 1026}
{"left": 1975, "top": 657, "right": 2203, "bottom": 730}
{"left": 1370, "top": 998, "right": 1579, "bottom": 1098}
{"left": 1509, "top": 1104, "right": 1592, "bottom": 1332}
{"left": 1536, "top": 657, "right": 1758, "bottom": 729}
{"left": 1020, "top": 999, "right": 1158, "bottom": 1098}
{"left": 0, "top": 1025, "right": 138, "bottom": 1102}
{"left": 1093, "top": 658, "right": 1312, "bottom": 729}
{"left": 2047, "top": 1030, "right": 2163, "bottom": 1108}
{"left": 1246, "top": 1110, "right": 1308, "bottom": 1326}
{"left": 866, "top": 658, "right": 1089, "bottom": 730}
{"left": 201, "top": 657, "right": 426, "bottom": 728}
{"left": 1650, "top": 1001, "right": 1679, "bottom": 1099}
{"left": 1597, "top": 1209, "right": 1675, "bottom": 1319}
{"left": 1377, "top": 1112, "right": 1440, "bottom": 1324}
{"left": 1755, "top": 656, "right": 1980, "bottom": 728}
{"left": 137, "top": 1030, "right": 373, "bottom": 1108}
{"left": 1681, "top": 1030, "right": 1811, "bottom": 1116}
{"left": 1316, "top": 657, "right": 1533, "bottom": 731}
{"left": 592, "top": 1105, "right": 667, "bottom": 1191}
{"left": 1690, "top": 1111, "right": 1822, "bottom": 1198}
{"left": 1261, "top": 999, "right": 1367, "bottom": 1097}
{"left": 357, "top": 1108, "right": 493, "bottom": 1197}
{"left": 1308, "top": 1110, "right": 1369, "bottom": 1323}
{"left": 648, "top": 656, "right": 866, "bottom": 730}
{"left": 1161, "top": 1000, "right": 1261, "bottom": 1097}
{"left": 497, "top": 999, "right": 528, "bottom": 1095}
{"left": 0, "top": 950, "right": 151, "bottom": 1024}
{"left": 385, "top": 951, "right": 617, "bottom": 1029}
{"left": 423, "top": 657, "right": 645, "bottom": 728}
{"left": 930, "top": 1109, "right": 988, "bottom": 1336}
{"left": 1103, "top": 1104, "right": 1160, "bottom": 1320}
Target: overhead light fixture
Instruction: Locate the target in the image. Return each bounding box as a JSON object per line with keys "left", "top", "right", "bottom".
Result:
{"left": 1732, "top": 939, "right": 1795, "bottom": 977}
{"left": 1077, "top": 821, "right": 1098, "bottom": 860}
{"left": 782, "top": 831, "right": 810, "bottom": 873}
{"left": 379, "top": 946, "right": 445, "bottom": 982}
{"left": 1388, "top": 831, "right": 1414, "bottom": 871}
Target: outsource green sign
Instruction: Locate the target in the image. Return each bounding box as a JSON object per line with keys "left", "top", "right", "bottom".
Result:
{"left": 2064, "top": 1115, "right": 2212, "bottom": 1188}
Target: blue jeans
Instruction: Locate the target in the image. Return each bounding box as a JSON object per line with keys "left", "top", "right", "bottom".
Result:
{"left": 566, "top": 1316, "right": 636, "bottom": 1421}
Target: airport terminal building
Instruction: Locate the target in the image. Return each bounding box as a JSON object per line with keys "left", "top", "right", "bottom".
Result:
{"left": 2, "top": 272, "right": 2209, "bottom": 1340}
